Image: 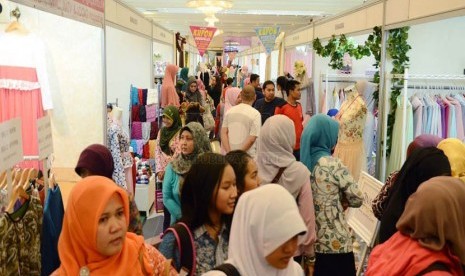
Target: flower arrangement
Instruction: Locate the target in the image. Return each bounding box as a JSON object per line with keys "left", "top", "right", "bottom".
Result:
{"left": 294, "top": 60, "right": 306, "bottom": 76}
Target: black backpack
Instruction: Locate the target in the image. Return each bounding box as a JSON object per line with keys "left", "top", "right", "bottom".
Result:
{"left": 163, "top": 222, "right": 196, "bottom": 276}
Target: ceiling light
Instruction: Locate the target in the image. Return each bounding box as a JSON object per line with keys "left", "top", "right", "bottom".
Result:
{"left": 205, "top": 14, "right": 219, "bottom": 26}
{"left": 186, "top": 0, "right": 233, "bottom": 15}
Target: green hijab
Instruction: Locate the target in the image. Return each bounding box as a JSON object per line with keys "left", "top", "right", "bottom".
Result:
{"left": 160, "top": 106, "right": 182, "bottom": 155}
{"left": 180, "top": 67, "right": 189, "bottom": 82}
{"left": 300, "top": 114, "right": 339, "bottom": 172}
{"left": 171, "top": 122, "right": 212, "bottom": 175}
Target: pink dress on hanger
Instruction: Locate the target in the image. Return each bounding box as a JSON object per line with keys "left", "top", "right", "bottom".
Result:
{"left": 0, "top": 33, "right": 52, "bottom": 169}
{"left": 160, "top": 64, "right": 180, "bottom": 108}
{"left": 333, "top": 88, "right": 367, "bottom": 181}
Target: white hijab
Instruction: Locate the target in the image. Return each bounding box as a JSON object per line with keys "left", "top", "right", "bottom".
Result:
{"left": 204, "top": 184, "right": 306, "bottom": 276}
{"left": 256, "top": 115, "right": 310, "bottom": 198}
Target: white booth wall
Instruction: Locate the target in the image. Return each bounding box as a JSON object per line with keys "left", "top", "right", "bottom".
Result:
{"left": 407, "top": 16, "right": 465, "bottom": 75}
{"left": 153, "top": 41, "right": 173, "bottom": 77}
{"left": 271, "top": 50, "right": 279, "bottom": 81}
{"left": 1, "top": 1, "right": 105, "bottom": 170}
{"left": 106, "top": 25, "right": 152, "bottom": 134}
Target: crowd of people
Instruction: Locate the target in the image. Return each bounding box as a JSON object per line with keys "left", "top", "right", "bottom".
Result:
{"left": 54, "top": 63, "right": 465, "bottom": 275}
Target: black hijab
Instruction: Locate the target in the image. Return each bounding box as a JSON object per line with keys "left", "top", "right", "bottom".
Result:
{"left": 378, "top": 147, "right": 451, "bottom": 243}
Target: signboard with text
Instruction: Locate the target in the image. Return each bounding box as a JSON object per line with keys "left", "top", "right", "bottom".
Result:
{"left": 255, "top": 26, "right": 280, "bottom": 55}
{"left": 190, "top": 26, "right": 217, "bottom": 57}
{"left": 37, "top": 116, "right": 54, "bottom": 160}
{"left": 347, "top": 171, "right": 383, "bottom": 245}
{"left": 0, "top": 118, "right": 23, "bottom": 172}
{"left": 14, "top": 0, "right": 104, "bottom": 27}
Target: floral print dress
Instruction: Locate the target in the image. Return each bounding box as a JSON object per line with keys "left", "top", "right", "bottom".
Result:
{"left": 311, "top": 156, "right": 363, "bottom": 253}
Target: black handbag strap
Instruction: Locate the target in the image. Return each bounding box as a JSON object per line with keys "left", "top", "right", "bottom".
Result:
{"left": 417, "top": 262, "right": 450, "bottom": 276}
{"left": 213, "top": 263, "right": 241, "bottom": 276}
{"left": 164, "top": 222, "right": 196, "bottom": 275}
{"left": 271, "top": 167, "right": 287, "bottom": 183}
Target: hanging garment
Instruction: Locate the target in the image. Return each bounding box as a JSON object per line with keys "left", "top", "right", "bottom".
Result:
{"left": 147, "top": 88, "right": 158, "bottom": 105}
{"left": 333, "top": 88, "right": 368, "bottom": 181}
{"left": 0, "top": 196, "right": 43, "bottom": 275}
{"left": 411, "top": 95, "right": 424, "bottom": 138}
{"left": 150, "top": 121, "right": 159, "bottom": 140}
{"left": 448, "top": 96, "right": 464, "bottom": 140}
{"left": 41, "top": 186, "right": 64, "bottom": 276}
{"left": 142, "top": 122, "right": 151, "bottom": 141}
{"left": 145, "top": 105, "right": 157, "bottom": 122}
{"left": 131, "top": 105, "right": 140, "bottom": 122}
{"left": 0, "top": 33, "right": 52, "bottom": 169}
{"left": 387, "top": 95, "right": 414, "bottom": 174}
{"left": 130, "top": 85, "right": 139, "bottom": 106}
{"left": 108, "top": 123, "right": 133, "bottom": 190}
{"left": 139, "top": 105, "right": 147, "bottom": 122}
{"left": 131, "top": 122, "right": 143, "bottom": 139}
{"left": 142, "top": 89, "right": 148, "bottom": 106}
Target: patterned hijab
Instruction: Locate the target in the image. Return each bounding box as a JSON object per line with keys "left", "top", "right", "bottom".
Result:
{"left": 57, "top": 176, "right": 152, "bottom": 275}
{"left": 437, "top": 138, "right": 465, "bottom": 182}
{"left": 397, "top": 176, "right": 465, "bottom": 264}
{"left": 300, "top": 114, "right": 339, "bottom": 172}
{"left": 171, "top": 122, "right": 212, "bottom": 174}
{"left": 160, "top": 106, "right": 182, "bottom": 156}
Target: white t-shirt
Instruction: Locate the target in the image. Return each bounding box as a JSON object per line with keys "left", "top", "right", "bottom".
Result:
{"left": 223, "top": 103, "right": 261, "bottom": 157}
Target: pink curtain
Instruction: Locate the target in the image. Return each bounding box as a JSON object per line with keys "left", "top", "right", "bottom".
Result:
{"left": 284, "top": 48, "right": 312, "bottom": 78}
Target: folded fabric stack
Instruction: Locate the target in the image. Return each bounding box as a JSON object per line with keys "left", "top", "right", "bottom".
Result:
{"left": 136, "top": 160, "right": 152, "bottom": 185}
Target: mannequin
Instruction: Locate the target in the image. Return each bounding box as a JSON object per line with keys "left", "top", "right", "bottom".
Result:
{"left": 107, "top": 107, "right": 134, "bottom": 192}
{"left": 197, "top": 62, "right": 210, "bottom": 91}
{"left": 294, "top": 61, "right": 315, "bottom": 116}
{"left": 333, "top": 83, "right": 368, "bottom": 181}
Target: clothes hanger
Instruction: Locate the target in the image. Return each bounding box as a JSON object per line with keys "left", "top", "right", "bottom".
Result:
{"left": 6, "top": 183, "right": 30, "bottom": 213}
{"left": 5, "top": 7, "right": 29, "bottom": 34}
{"left": 19, "top": 168, "right": 30, "bottom": 187}
{"left": 48, "top": 173, "right": 56, "bottom": 190}
{"left": 23, "top": 168, "right": 37, "bottom": 190}
{"left": 0, "top": 171, "right": 7, "bottom": 190}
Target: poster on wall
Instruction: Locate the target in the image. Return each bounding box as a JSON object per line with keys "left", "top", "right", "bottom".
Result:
{"left": 255, "top": 26, "right": 280, "bottom": 55}
{"left": 190, "top": 26, "right": 217, "bottom": 57}
{"left": 346, "top": 171, "right": 383, "bottom": 245}
{"left": 13, "top": 0, "right": 104, "bottom": 27}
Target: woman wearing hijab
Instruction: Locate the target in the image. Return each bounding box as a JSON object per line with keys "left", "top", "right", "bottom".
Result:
{"left": 372, "top": 134, "right": 443, "bottom": 220}
{"left": 155, "top": 106, "right": 182, "bottom": 230}
{"left": 209, "top": 75, "right": 222, "bottom": 109}
{"left": 204, "top": 184, "right": 308, "bottom": 276}
{"left": 161, "top": 64, "right": 180, "bottom": 108}
{"left": 52, "top": 176, "right": 176, "bottom": 275}
{"left": 300, "top": 114, "right": 363, "bottom": 276}
{"left": 223, "top": 87, "right": 241, "bottom": 115}
{"left": 185, "top": 77, "right": 205, "bottom": 105}
{"left": 180, "top": 67, "right": 190, "bottom": 92}
{"left": 378, "top": 147, "right": 451, "bottom": 244}
{"left": 437, "top": 138, "right": 465, "bottom": 182}
{"left": 162, "top": 122, "right": 212, "bottom": 225}
{"left": 256, "top": 115, "right": 316, "bottom": 272}
{"left": 367, "top": 176, "right": 465, "bottom": 275}
{"left": 75, "top": 144, "right": 143, "bottom": 235}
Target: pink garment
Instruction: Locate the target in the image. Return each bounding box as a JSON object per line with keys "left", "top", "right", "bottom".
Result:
{"left": 145, "top": 105, "right": 157, "bottom": 122}
{"left": 224, "top": 87, "right": 241, "bottom": 115}
{"left": 0, "top": 66, "right": 45, "bottom": 169}
{"left": 160, "top": 64, "right": 180, "bottom": 108}
{"left": 154, "top": 130, "right": 181, "bottom": 174}
{"left": 284, "top": 48, "right": 313, "bottom": 78}
{"left": 131, "top": 122, "right": 143, "bottom": 139}
{"left": 448, "top": 96, "right": 464, "bottom": 140}
{"left": 243, "top": 77, "right": 251, "bottom": 86}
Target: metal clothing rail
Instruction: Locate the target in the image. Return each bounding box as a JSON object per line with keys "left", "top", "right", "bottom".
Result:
{"left": 320, "top": 73, "right": 374, "bottom": 113}
{"left": 383, "top": 69, "right": 465, "bottom": 174}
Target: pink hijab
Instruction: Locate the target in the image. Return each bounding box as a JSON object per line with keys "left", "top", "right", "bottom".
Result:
{"left": 224, "top": 87, "right": 241, "bottom": 114}
{"left": 161, "top": 64, "right": 180, "bottom": 108}
{"left": 196, "top": 78, "right": 207, "bottom": 99}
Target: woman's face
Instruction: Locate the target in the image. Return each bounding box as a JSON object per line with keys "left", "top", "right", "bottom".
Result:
{"left": 96, "top": 194, "right": 127, "bottom": 256}
{"left": 189, "top": 82, "right": 198, "bottom": 93}
{"left": 180, "top": 130, "right": 195, "bottom": 155}
{"left": 214, "top": 165, "right": 237, "bottom": 215}
{"left": 265, "top": 235, "right": 299, "bottom": 269}
{"left": 211, "top": 77, "right": 217, "bottom": 86}
{"left": 243, "top": 158, "right": 260, "bottom": 193}
{"left": 162, "top": 116, "right": 174, "bottom": 128}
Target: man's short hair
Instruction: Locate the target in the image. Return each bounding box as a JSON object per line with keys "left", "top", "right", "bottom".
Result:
{"left": 262, "top": 80, "right": 275, "bottom": 90}
{"left": 287, "top": 80, "right": 301, "bottom": 92}
{"left": 226, "top": 77, "right": 234, "bottom": 86}
{"left": 241, "top": 85, "right": 256, "bottom": 102}
{"left": 250, "top": 74, "right": 260, "bottom": 83}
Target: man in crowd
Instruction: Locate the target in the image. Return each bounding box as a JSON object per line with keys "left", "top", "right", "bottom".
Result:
{"left": 253, "top": 80, "right": 286, "bottom": 124}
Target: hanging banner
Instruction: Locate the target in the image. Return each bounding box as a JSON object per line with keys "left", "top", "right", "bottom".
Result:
{"left": 255, "top": 26, "right": 280, "bottom": 55}
{"left": 190, "top": 26, "right": 217, "bottom": 57}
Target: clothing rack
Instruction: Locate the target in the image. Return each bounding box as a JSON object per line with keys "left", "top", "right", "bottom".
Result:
{"left": 320, "top": 73, "right": 373, "bottom": 114}
{"left": 382, "top": 69, "right": 465, "bottom": 178}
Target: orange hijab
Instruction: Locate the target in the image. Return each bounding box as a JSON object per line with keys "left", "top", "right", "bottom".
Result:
{"left": 57, "top": 176, "right": 152, "bottom": 275}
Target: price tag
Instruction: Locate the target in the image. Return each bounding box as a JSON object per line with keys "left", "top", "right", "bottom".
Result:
{"left": 0, "top": 118, "right": 23, "bottom": 172}
{"left": 37, "top": 116, "right": 54, "bottom": 160}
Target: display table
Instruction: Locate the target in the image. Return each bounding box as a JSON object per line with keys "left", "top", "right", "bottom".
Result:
{"left": 135, "top": 175, "right": 155, "bottom": 215}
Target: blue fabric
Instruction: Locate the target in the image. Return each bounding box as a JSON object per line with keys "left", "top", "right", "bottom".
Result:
{"left": 130, "top": 85, "right": 139, "bottom": 106}
{"left": 162, "top": 164, "right": 181, "bottom": 224}
{"left": 300, "top": 114, "right": 339, "bottom": 172}
{"left": 41, "top": 186, "right": 64, "bottom": 276}
{"left": 327, "top": 109, "right": 339, "bottom": 117}
{"left": 159, "top": 232, "right": 182, "bottom": 270}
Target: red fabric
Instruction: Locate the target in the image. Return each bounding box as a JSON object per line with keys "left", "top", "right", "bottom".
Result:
{"left": 274, "top": 103, "right": 303, "bottom": 150}
{"left": 138, "top": 89, "right": 144, "bottom": 105}
{"left": 142, "top": 142, "right": 150, "bottom": 159}
{"left": 366, "top": 232, "right": 463, "bottom": 276}
{"left": 131, "top": 153, "right": 136, "bottom": 195}
{"left": 131, "top": 105, "right": 140, "bottom": 122}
